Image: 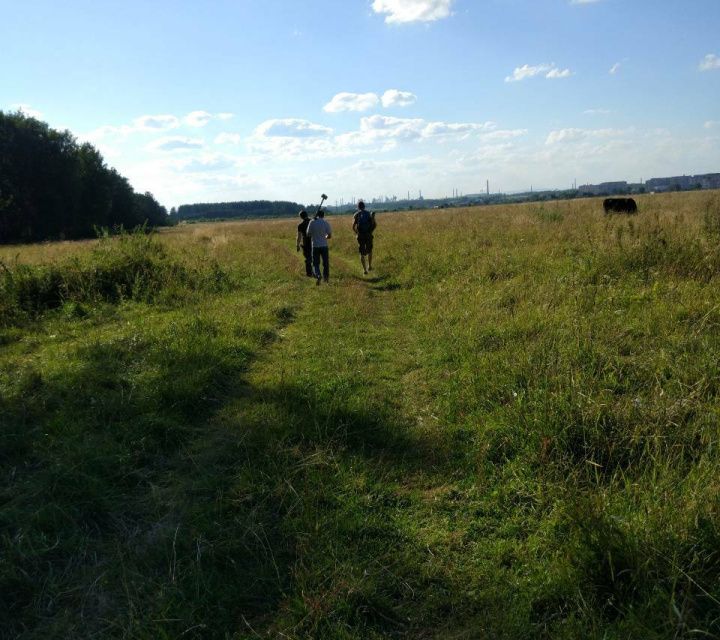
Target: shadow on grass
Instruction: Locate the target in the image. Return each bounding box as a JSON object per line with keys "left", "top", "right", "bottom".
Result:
{"left": 0, "top": 314, "right": 451, "bottom": 639}
{"left": 186, "top": 379, "right": 460, "bottom": 638}
{"left": 0, "top": 314, "right": 282, "bottom": 638}
{"left": 351, "top": 274, "right": 405, "bottom": 292}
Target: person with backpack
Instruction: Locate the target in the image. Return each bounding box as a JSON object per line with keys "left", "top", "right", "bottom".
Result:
{"left": 306, "top": 209, "right": 332, "bottom": 285}
{"left": 295, "top": 210, "right": 313, "bottom": 277}
{"left": 352, "top": 200, "right": 376, "bottom": 274}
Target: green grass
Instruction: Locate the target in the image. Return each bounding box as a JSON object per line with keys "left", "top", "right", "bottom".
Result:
{"left": 2, "top": 192, "right": 720, "bottom": 639}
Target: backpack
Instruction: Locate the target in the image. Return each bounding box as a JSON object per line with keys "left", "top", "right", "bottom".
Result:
{"left": 356, "top": 210, "right": 373, "bottom": 234}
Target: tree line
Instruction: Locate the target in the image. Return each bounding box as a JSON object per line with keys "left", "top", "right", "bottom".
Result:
{"left": 0, "top": 111, "right": 168, "bottom": 244}
{"left": 173, "top": 200, "right": 307, "bottom": 221}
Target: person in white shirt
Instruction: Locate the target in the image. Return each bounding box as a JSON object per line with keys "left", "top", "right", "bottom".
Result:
{"left": 306, "top": 209, "right": 332, "bottom": 285}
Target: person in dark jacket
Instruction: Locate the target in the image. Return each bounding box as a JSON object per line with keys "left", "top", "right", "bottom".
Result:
{"left": 352, "top": 200, "right": 376, "bottom": 275}
{"left": 296, "top": 210, "right": 313, "bottom": 277}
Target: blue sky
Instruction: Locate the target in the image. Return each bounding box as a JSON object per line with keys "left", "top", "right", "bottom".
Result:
{"left": 2, "top": 0, "right": 719, "bottom": 207}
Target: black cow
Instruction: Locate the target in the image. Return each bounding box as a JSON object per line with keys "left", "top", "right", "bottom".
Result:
{"left": 603, "top": 197, "right": 638, "bottom": 214}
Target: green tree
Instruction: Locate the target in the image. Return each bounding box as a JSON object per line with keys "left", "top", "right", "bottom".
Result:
{"left": 0, "top": 111, "right": 168, "bottom": 244}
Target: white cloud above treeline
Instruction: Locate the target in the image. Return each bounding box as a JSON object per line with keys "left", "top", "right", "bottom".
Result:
{"left": 505, "top": 64, "right": 573, "bottom": 82}
{"left": 371, "top": 0, "right": 454, "bottom": 24}
{"left": 10, "top": 103, "right": 44, "bottom": 119}
{"left": 87, "top": 111, "right": 234, "bottom": 140}
{"left": 135, "top": 114, "right": 180, "bottom": 131}
{"left": 147, "top": 136, "right": 204, "bottom": 152}
{"left": 609, "top": 62, "right": 621, "bottom": 75}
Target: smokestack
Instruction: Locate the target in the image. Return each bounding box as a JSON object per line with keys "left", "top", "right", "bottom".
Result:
{"left": 486, "top": 180, "right": 490, "bottom": 195}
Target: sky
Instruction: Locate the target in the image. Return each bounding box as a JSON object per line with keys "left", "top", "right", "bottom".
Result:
{"left": 2, "top": 0, "right": 719, "bottom": 208}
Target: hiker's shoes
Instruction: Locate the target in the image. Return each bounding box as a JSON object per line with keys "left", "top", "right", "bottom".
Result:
{"left": 315, "top": 276, "right": 321, "bottom": 286}
{"left": 363, "top": 269, "right": 368, "bottom": 275}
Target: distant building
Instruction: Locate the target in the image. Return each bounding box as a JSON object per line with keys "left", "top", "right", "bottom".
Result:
{"left": 700, "top": 173, "right": 720, "bottom": 189}
{"left": 645, "top": 175, "right": 694, "bottom": 192}
{"left": 578, "top": 181, "right": 629, "bottom": 196}
{"left": 578, "top": 172, "right": 719, "bottom": 195}
{"left": 645, "top": 173, "right": 720, "bottom": 192}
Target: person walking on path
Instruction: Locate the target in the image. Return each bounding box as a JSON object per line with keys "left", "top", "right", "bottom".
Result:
{"left": 296, "top": 210, "right": 313, "bottom": 277}
{"left": 306, "top": 209, "right": 332, "bottom": 285}
{"left": 352, "top": 200, "right": 376, "bottom": 275}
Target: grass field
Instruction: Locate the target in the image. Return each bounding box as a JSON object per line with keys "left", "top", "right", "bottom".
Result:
{"left": 2, "top": 191, "right": 720, "bottom": 639}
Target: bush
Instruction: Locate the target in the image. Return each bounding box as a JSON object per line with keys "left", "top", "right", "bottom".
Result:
{"left": 0, "top": 231, "right": 231, "bottom": 325}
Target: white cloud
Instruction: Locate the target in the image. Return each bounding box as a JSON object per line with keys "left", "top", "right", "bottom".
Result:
{"left": 121, "top": 155, "right": 266, "bottom": 209}
{"left": 248, "top": 136, "right": 337, "bottom": 159}
{"left": 609, "top": 62, "right": 621, "bottom": 75}
{"left": 505, "top": 64, "right": 552, "bottom": 82}
{"left": 545, "top": 128, "right": 626, "bottom": 145}
{"left": 185, "top": 111, "right": 235, "bottom": 126}
{"left": 214, "top": 132, "right": 243, "bottom": 145}
{"left": 454, "top": 143, "right": 518, "bottom": 168}
{"left": 86, "top": 114, "right": 180, "bottom": 140}
{"left": 247, "top": 114, "right": 497, "bottom": 159}
{"left": 705, "top": 121, "right": 719, "bottom": 130}
{"left": 255, "top": 118, "right": 333, "bottom": 138}
{"left": 85, "top": 111, "right": 232, "bottom": 141}
{"left": 584, "top": 108, "right": 611, "bottom": 115}
{"left": 83, "top": 124, "right": 132, "bottom": 141}
{"left": 381, "top": 89, "right": 417, "bottom": 108}
{"left": 175, "top": 154, "right": 238, "bottom": 173}
{"left": 10, "top": 103, "right": 44, "bottom": 119}
{"left": 422, "top": 120, "right": 496, "bottom": 138}
{"left": 362, "top": 114, "right": 426, "bottom": 139}
{"left": 347, "top": 116, "right": 494, "bottom": 146}
{"left": 371, "top": 0, "right": 454, "bottom": 24}
{"left": 480, "top": 129, "right": 528, "bottom": 141}
{"left": 323, "top": 90, "right": 417, "bottom": 112}
{"left": 546, "top": 68, "right": 573, "bottom": 79}
{"left": 184, "top": 111, "right": 213, "bottom": 127}
{"left": 323, "top": 92, "right": 380, "bottom": 113}
{"left": 134, "top": 114, "right": 180, "bottom": 131}
{"left": 505, "top": 64, "right": 573, "bottom": 83}
{"left": 699, "top": 54, "right": 720, "bottom": 71}
{"left": 330, "top": 116, "right": 424, "bottom": 154}
{"left": 147, "top": 136, "right": 204, "bottom": 152}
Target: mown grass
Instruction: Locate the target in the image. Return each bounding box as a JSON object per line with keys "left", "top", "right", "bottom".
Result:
{"left": 2, "top": 192, "right": 720, "bottom": 639}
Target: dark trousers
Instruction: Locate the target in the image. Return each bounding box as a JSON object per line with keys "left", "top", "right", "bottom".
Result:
{"left": 312, "top": 246, "right": 329, "bottom": 280}
{"left": 302, "top": 243, "right": 313, "bottom": 276}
